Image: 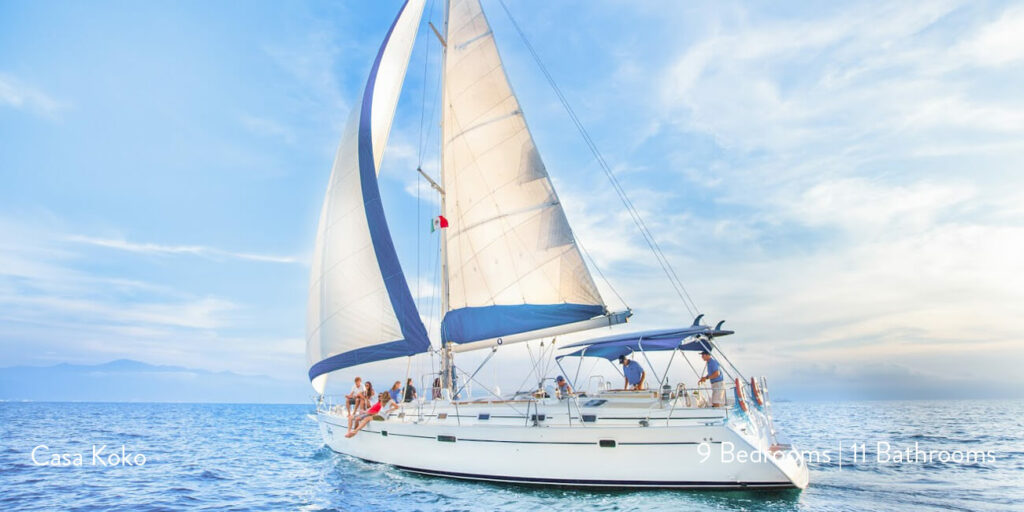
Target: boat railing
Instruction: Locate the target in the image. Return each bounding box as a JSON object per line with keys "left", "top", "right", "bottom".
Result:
{"left": 316, "top": 379, "right": 775, "bottom": 437}
{"left": 586, "top": 375, "right": 609, "bottom": 394}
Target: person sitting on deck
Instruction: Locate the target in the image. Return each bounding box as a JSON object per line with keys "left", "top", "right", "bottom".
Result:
{"left": 698, "top": 350, "right": 726, "bottom": 407}
{"left": 403, "top": 378, "right": 417, "bottom": 402}
{"left": 345, "top": 376, "right": 363, "bottom": 416}
{"left": 355, "top": 381, "right": 375, "bottom": 413}
{"left": 618, "top": 355, "right": 646, "bottom": 390}
{"left": 389, "top": 381, "right": 402, "bottom": 404}
{"left": 555, "top": 375, "right": 573, "bottom": 399}
{"left": 346, "top": 392, "right": 397, "bottom": 438}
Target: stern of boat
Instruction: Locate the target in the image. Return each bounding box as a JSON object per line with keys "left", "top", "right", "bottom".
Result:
{"left": 727, "top": 377, "right": 809, "bottom": 489}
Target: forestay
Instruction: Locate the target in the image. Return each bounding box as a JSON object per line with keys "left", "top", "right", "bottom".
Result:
{"left": 306, "top": 0, "right": 430, "bottom": 393}
{"left": 440, "top": 0, "right": 623, "bottom": 349}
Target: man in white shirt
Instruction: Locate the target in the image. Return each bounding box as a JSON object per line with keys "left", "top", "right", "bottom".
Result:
{"left": 345, "top": 376, "right": 363, "bottom": 416}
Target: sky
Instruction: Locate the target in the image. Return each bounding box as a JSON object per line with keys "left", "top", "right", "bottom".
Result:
{"left": 1, "top": 0, "right": 1022, "bottom": 401}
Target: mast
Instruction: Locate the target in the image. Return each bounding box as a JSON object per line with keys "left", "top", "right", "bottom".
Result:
{"left": 439, "top": 0, "right": 455, "bottom": 396}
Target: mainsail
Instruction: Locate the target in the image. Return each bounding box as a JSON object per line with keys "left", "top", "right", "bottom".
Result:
{"left": 306, "top": 0, "right": 429, "bottom": 393}
{"left": 440, "top": 0, "right": 627, "bottom": 351}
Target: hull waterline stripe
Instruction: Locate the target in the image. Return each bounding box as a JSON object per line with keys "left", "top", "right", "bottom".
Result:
{"left": 388, "top": 462, "right": 795, "bottom": 489}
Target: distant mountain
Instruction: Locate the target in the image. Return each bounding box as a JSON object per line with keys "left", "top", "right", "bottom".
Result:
{"left": 0, "top": 359, "right": 312, "bottom": 404}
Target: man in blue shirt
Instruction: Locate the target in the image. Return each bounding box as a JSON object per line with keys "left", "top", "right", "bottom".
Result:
{"left": 698, "top": 350, "right": 726, "bottom": 407}
{"left": 618, "top": 355, "right": 646, "bottom": 390}
{"left": 554, "top": 375, "right": 573, "bottom": 399}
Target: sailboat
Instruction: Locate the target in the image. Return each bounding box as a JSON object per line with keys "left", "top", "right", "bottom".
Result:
{"left": 306, "top": 0, "right": 809, "bottom": 489}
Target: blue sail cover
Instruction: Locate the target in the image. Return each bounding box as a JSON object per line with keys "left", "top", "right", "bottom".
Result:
{"left": 442, "top": 304, "right": 606, "bottom": 344}
{"left": 557, "top": 326, "right": 733, "bottom": 361}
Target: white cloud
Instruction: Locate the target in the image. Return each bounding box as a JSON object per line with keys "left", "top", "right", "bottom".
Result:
{"left": 240, "top": 114, "right": 296, "bottom": 144}
{"left": 780, "top": 178, "right": 975, "bottom": 230}
{"left": 2, "top": 294, "right": 236, "bottom": 330}
{"left": 955, "top": 5, "right": 1024, "bottom": 67}
{"left": 0, "top": 215, "right": 306, "bottom": 381}
{"left": 0, "top": 73, "right": 64, "bottom": 116}
{"left": 67, "top": 235, "right": 303, "bottom": 264}
{"left": 658, "top": 0, "right": 1024, "bottom": 160}
{"left": 516, "top": 0, "right": 1024, "bottom": 396}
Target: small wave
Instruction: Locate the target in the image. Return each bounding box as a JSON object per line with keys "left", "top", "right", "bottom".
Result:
{"left": 198, "top": 469, "right": 227, "bottom": 481}
{"left": 310, "top": 446, "right": 335, "bottom": 461}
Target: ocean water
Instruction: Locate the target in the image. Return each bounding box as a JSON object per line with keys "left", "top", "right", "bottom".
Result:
{"left": 1, "top": 400, "right": 1021, "bottom": 511}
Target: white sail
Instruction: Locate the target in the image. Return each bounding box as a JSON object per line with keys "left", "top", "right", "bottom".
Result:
{"left": 306, "top": 0, "right": 429, "bottom": 393}
{"left": 438, "top": 0, "right": 625, "bottom": 348}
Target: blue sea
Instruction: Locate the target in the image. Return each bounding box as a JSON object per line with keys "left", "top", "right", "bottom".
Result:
{"left": 1, "top": 400, "right": 1021, "bottom": 511}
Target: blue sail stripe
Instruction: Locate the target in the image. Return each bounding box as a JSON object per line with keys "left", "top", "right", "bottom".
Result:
{"left": 309, "top": 0, "right": 430, "bottom": 382}
{"left": 442, "top": 303, "right": 606, "bottom": 344}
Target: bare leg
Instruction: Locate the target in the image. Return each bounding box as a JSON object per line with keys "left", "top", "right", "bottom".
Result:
{"left": 347, "top": 414, "right": 364, "bottom": 431}
{"left": 345, "top": 416, "right": 373, "bottom": 438}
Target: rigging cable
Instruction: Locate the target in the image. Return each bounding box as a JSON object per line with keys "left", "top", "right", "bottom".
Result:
{"left": 415, "top": 0, "right": 436, "bottom": 309}
{"left": 495, "top": 0, "right": 700, "bottom": 318}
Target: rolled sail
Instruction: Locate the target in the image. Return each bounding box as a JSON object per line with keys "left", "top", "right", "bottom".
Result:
{"left": 306, "top": 0, "right": 429, "bottom": 393}
{"left": 440, "top": 0, "right": 624, "bottom": 349}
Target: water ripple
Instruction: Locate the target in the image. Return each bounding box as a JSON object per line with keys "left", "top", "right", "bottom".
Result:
{"left": 1, "top": 400, "right": 1021, "bottom": 511}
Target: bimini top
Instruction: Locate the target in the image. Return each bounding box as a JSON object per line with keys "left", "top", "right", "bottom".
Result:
{"left": 556, "top": 320, "right": 733, "bottom": 361}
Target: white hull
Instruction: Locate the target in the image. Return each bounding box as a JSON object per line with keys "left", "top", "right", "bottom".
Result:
{"left": 317, "top": 395, "right": 809, "bottom": 489}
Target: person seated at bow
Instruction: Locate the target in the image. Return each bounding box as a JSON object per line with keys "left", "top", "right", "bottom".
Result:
{"left": 555, "top": 375, "right": 573, "bottom": 399}
{"left": 346, "top": 392, "right": 398, "bottom": 438}
{"left": 344, "top": 376, "right": 363, "bottom": 416}
{"left": 355, "top": 381, "right": 375, "bottom": 412}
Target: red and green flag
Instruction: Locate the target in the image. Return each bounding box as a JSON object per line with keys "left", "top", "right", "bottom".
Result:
{"left": 430, "top": 215, "right": 449, "bottom": 233}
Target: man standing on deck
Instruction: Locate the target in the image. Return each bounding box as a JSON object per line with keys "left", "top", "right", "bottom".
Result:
{"left": 618, "top": 355, "right": 646, "bottom": 390}
{"left": 698, "top": 350, "right": 726, "bottom": 407}
{"left": 555, "top": 375, "right": 573, "bottom": 399}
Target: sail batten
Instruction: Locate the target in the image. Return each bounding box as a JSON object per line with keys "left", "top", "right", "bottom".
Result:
{"left": 306, "top": 0, "right": 429, "bottom": 392}
{"left": 439, "top": 0, "right": 610, "bottom": 347}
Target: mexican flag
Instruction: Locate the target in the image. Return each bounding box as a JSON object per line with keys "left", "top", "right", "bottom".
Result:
{"left": 430, "top": 215, "right": 449, "bottom": 233}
